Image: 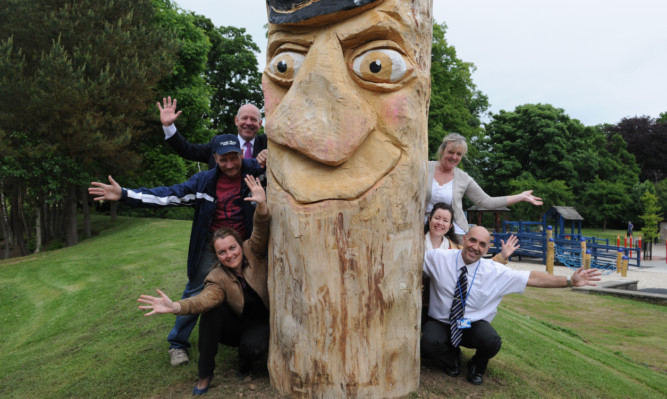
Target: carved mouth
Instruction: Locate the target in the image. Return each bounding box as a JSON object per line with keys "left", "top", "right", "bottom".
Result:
{"left": 268, "top": 131, "right": 401, "bottom": 204}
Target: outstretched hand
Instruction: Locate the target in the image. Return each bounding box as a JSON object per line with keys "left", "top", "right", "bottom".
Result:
{"left": 137, "top": 289, "right": 180, "bottom": 316}
{"left": 571, "top": 267, "right": 602, "bottom": 287}
{"left": 500, "top": 235, "right": 520, "bottom": 260}
{"left": 88, "top": 176, "right": 122, "bottom": 202}
{"left": 521, "top": 190, "right": 543, "bottom": 206}
{"left": 157, "top": 96, "right": 182, "bottom": 127}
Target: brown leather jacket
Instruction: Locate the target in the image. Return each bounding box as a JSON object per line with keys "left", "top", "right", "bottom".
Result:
{"left": 177, "top": 210, "right": 270, "bottom": 317}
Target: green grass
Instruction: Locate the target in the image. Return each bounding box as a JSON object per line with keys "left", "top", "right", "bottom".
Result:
{"left": 580, "top": 228, "right": 631, "bottom": 243}
{"left": 1, "top": 216, "right": 665, "bottom": 398}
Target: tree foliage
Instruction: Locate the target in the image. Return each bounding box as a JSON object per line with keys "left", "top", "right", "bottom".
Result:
{"left": 193, "top": 17, "right": 264, "bottom": 132}
{"left": 428, "top": 22, "right": 489, "bottom": 159}
{"left": 604, "top": 116, "right": 667, "bottom": 183}
{"left": 0, "top": 0, "right": 177, "bottom": 250}
{"left": 477, "top": 104, "right": 640, "bottom": 228}
{"left": 639, "top": 191, "right": 662, "bottom": 241}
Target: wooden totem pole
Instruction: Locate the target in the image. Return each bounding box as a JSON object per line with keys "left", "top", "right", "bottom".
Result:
{"left": 262, "top": 0, "right": 433, "bottom": 397}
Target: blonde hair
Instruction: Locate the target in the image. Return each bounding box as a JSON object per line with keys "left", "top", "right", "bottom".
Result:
{"left": 436, "top": 133, "right": 468, "bottom": 161}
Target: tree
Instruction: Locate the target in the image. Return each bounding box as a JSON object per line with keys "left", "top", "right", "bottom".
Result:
{"left": 479, "top": 104, "right": 587, "bottom": 194}
{"left": 656, "top": 178, "right": 667, "bottom": 216}
{"left": 428, "top": 22, "right": 489, "bottom": 159}
{"left": 639, "top": 191, "right": 662, "bottom": 243}
{"left": 508, "top": 175, "right": 574, "bottom": 222}
{"left": 0, "top": 0, "right": 178, "bottom": 247}
{"left": 582, "top": 178, "right": 632, "bottom": 231}
{"left": 604, "top": 116, "right": 667, "bottom": 183}
{"left": 193, "top": 17, "right": 264, "bottom": 132}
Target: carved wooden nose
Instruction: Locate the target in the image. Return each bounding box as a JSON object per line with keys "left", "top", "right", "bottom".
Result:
{"left": 266, "top": 39, "right": 376, "bottom": 166}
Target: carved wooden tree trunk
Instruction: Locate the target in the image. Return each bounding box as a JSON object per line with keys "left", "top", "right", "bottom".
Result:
{"left": 263, "top": 1, "right": 433, "bottom": 397}
{"left": 267, "top": 165, "right": 426, "bottom": 398}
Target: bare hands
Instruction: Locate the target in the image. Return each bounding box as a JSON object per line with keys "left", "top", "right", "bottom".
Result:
{"left": 88, "top": 175, "right": 122, "bottom": 202}
{"left": 157, "top": 96, "right": 182, "bottom": 127}
{"left": 500, "top": 235, "right": 520, "bottom": 260}
{"left": 137, "top": 289, "right": 180, "bottom": 316}
{"left": 256, "top": 149, "right": 268, "bottom": 168}
{"left": 522, "top": 190, "right": 543, "bottom": 206}
{"left": 571, "top": 267, "right": 602, "bottom": 287}
{"left": 244, "top": 175, "right": 266, "bottom": 204}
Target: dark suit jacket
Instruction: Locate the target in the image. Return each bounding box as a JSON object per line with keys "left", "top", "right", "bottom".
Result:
{"left": 167, "top": 130, "right": 268, "bottom": 170}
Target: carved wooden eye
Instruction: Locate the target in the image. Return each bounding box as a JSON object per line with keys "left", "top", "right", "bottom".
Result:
{"left": 266, "top": 51, "right": 305, "bottom": 85}
{"left": 351, "top": 49, "right": 411, "bottom": 84}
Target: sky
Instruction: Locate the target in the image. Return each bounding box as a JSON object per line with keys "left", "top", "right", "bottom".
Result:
{"left": 176, "top": 0, "right": 667, "bottom": 127}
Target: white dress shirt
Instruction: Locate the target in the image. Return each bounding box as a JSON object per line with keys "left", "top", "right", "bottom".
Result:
{"left": 423, "top": 249, "right": 529, "bottom": 324}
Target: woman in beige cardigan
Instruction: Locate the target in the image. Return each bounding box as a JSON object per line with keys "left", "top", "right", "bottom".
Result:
{"left": 138, "top": 175, "right": 270, "bottom": 395}
{"left": 425, "top": 133, "right": 543, "bottom": 240}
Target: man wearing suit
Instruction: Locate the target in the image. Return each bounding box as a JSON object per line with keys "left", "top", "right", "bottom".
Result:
{"left": 158, "top": 97, "right": 267, "bottom": 169}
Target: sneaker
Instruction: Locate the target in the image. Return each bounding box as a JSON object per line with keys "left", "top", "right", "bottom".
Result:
{"left": 169, "top": 348, "right": 189, "bottom": 367}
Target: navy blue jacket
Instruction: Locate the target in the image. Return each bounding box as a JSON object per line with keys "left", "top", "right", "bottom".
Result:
{"left": 167, "top": 129, "right": 268, "bottom": 170}
{"left": 120, "top": 160, "right": 263, "bottom": 278}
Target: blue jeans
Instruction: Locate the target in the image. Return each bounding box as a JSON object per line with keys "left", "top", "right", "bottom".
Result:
{"left": 167, "top": 244, "right": 217, "bottom": 350}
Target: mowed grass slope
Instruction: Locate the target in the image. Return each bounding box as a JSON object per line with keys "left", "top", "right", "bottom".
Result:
{"left": 1, "top": 216, "right": 665, "bottom": 398}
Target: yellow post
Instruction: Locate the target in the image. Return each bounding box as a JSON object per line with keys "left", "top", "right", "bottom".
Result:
{"left": 580, "top": 237, "right": 587, "bottom": 268}
{"left": 616, "top": 248, "right": 623, "bottom": 273}
{"left": 546, "top": 238, "right": 555, "bottom": 275}
{"left": 621, "top": 256, "right": 628, "bottom": 277}
{"left": 545, "top": 226, "right": 553, "bottom": 274}
{"left": 584, "top": 249, "right": 591, "bottom": 270}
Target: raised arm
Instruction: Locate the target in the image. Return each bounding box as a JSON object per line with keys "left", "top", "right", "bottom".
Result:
{"left": 157, "top": 96, "right": 182, "bottom": 127}
{"left": 527, "top": 266, "right": 601, "bottom": 288}
{"left": 506, "top": 190, "right": 543, "bottom": 206}
{"left": 244, "top": 174, "right": 267, "bottom": 215}
{"left": 88, "top": 175, "right": 122, "bottom": 201}
{"left": 137, "top": 289, "right": 181, "bottom": 316}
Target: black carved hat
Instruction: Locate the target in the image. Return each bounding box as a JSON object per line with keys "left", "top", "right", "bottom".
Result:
{"left": 267, "top": 0, "right": 381, "bottom": 24}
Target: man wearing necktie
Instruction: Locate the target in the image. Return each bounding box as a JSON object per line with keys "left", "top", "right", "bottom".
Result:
{"left": 158, "top": 98, "right": 268, "bottom": 170}
{"left": 422, "top": 226, "right": 602, "bottom": 385}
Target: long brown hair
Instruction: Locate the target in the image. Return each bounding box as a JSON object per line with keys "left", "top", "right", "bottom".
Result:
{"left": 425, "top": 202, "right": 459, "bottom": 245}
{"left": 210, "top": 227, "right": 247, "bottom": 268}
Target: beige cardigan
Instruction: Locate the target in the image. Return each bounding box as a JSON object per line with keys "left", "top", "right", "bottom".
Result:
{"left": 426, "top": 161, "right": 508, "bottom": 232}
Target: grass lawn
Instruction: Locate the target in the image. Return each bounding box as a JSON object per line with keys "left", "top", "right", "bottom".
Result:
{"left": 1, "top": 215, "right": 665, "bottom": 398}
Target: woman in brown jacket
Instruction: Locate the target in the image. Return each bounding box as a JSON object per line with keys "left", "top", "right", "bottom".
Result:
{"left": 138, "top": 175, "right": 270, "bottom": 395}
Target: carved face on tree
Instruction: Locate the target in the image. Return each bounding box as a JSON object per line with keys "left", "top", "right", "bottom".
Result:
{"left": 263, "top": 0, "right": 432, "bottom": 203}
{"left": 263, "top": 2, "right": 432, "bottom": 396}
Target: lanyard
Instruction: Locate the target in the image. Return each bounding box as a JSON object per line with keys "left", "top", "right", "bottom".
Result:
{"left": 456, "top": 250, "right": 480, "bottom": 312}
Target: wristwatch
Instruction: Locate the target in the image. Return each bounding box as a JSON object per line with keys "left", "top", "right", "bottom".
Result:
{"left": 566, "top": 276, "right": 572, "bottom": 288}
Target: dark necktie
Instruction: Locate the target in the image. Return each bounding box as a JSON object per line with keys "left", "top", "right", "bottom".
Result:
{"left": 243, "top": 141, "right": 252, "bottom": 159}
{"left": 450, "top": 265, "right": 468, "bottom": 347}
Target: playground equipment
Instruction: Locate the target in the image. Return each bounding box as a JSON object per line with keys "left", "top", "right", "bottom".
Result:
{"left": 491, "top": 221, "right": 641, "bottom": 275}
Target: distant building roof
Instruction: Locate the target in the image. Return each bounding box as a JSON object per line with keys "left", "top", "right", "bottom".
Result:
{"left": 548, "top": 206, "right": 584, "bottom": 221}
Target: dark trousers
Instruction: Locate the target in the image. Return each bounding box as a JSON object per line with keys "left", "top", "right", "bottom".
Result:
{"left": 197, "top": 303, "right": 269, "bottom": 378}
{"left": 421, "top": 317, "right": 502, "bottom": 374}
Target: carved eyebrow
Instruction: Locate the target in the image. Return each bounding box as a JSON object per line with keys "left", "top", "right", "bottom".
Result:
{"left": 337, "top": 15, "right": 408, "bottom": 50}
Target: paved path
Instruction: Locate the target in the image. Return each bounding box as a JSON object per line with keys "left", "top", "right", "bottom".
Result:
{"left": 508, "top": 243, "right": 667, "bottom": 294}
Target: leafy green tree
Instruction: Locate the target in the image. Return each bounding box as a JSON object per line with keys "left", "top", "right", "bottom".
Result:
{"left": 582, "top": 178, "right": 632, "bottom": 231}
{"left": 639, "top": 191, "right": 662, "bottom": 243}
{"left": 604, "top": 116, "right": 667, "bottom": 183}
{"left": 479, "top": 104, "right": 587, "bottom": 194}
{"left": 193, "top": 16, "right": 264, "bottom": 132}
{"left": 0, "top": 0, "right": 178, "bottom": 247}
{"left": 508, "top": 175, "right": 574, "bottom": 222}
{"left": 656, "top": 178, "right": 667, "bottom": 216}
{"left": 428, "top": 22, "right": 489, "bottom": 159}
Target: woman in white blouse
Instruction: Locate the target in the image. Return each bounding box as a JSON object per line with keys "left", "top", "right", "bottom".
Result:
{"left": 425, "top": 133, "right": 543, "bottom": 240}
